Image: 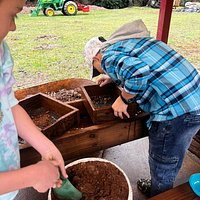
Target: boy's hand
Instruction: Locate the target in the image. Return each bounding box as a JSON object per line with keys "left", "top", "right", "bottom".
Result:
{"left": 112, "top": 97, "right": 130, "bottom": 119}
{"left": 97, "top": 75, "right": 112, "bottom": 87}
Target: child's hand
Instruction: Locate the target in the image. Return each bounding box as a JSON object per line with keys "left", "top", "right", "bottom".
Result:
{"left": 112, "top": 97, "right": 130, "bottom": 119}
{"left": 32, "top": 160, "right": 62, "bottom": 192}
{"left": 41, "top": 144, "right": 67, "bottom": 180}
{"left": 97, "top": 75, "right": 112, "bottom": 87}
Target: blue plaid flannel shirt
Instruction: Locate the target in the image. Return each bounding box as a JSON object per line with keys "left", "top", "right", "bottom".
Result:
{"left": 101, "top": 38, "right": 200, "bottom": 126}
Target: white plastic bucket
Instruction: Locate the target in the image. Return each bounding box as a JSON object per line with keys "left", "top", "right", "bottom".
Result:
{"left": 48, "top": 157, "right": 133, "bottom": 200}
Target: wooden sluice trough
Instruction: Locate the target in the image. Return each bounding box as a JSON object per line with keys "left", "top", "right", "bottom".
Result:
{"left": 15, "top": 78, "right": 149, "bottom": 167}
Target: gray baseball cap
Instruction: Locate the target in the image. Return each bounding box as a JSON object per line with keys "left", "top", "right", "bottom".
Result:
{"left": 84, "top": 36, "right": 106, "bottom": 78}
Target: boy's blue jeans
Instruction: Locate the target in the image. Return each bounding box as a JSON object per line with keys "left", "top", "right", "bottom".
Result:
{"left": 148, "top": 112, "right": 200, "bottom": 196}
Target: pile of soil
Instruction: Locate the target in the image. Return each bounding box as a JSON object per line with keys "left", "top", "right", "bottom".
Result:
{"left": 91, "top": 95, "right": 114, "bottom": 108}
{"left": 30, "top": 107, "right": 60, "bottom": 129}
{"left": 52, "top": 161, "right": 129, "bottom": 200}
{"left": 46, "top": 88, "right": 82, "bottom": 102}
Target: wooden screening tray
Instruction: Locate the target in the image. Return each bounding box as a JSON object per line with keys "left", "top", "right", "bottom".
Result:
{"left": 19, "top": 93, "right": 80, "bottom": 139}
{"left": 81, "top": 83, "right": 138, "bottom": 124}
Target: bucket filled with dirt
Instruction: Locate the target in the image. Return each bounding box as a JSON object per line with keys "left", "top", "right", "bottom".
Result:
{"left": 48, "top": 158, "right": 133, "bottom": 200}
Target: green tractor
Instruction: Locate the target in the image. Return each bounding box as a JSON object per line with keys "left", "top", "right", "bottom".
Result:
{"left": 31, "top": 0, "right": 89, "bottom": 17}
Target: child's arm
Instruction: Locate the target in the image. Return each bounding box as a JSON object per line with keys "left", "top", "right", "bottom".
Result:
{"left": 103, "top": 51, "right": 150, "bottom": 119}
{"left": 11, "top": 104, "right": 67, "bottom": 179}
{"left": 0, "top": 160, "right": 61, "bottom": 194}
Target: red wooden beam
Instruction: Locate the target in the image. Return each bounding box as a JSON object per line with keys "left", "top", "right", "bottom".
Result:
{"left": 156, "top": 0, "right": 174, "bottom": 43}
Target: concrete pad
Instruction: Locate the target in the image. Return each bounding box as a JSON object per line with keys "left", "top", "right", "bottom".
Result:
{"left": 103, "top": 136, "right": 200, "bottom": 200}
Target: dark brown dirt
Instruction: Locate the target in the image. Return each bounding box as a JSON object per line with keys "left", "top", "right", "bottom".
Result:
{"left": 52, "top": 161, "right": 129, "bottom": 200}
{"left": 30, "top": 107, "right": 60, "bottom": 129}
{"left": 91, "top": 95, "right": 115, "bottom": 108}
{"left": 46, "top": 88, "right": 82, "bottom": 102}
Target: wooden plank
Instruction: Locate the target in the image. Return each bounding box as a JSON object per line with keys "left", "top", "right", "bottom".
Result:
{"left": 189, "top": 129, "right": 200, "bottom": 159}
{"left": 194, "top": 130, "right": 200, "bottom": 143}
{"left": 20, "top": 118, "right": 148, "bottom": 167}
{"left": 156, "top": 0, "right": 174, "bottom": 43}
{"left": 128, "top": 113, "right": 149, "bottom": 140}
{"left": 148, "top": 183, "right": 197, "bottom": 200}
{"left": 189, "top": 139, "right": 200, "bottom": 159}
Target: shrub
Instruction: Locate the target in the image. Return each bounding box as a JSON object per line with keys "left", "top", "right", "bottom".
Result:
{"left": 133, "top": 0, "right": 149, "bottom": 6}
{"left": 93, "top": 0, "right": 129, "bottom": 9}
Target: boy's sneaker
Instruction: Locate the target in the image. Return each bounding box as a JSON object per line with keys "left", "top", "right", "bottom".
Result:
{"left": 137, "top": 178, "right": 151, "bottom": 197}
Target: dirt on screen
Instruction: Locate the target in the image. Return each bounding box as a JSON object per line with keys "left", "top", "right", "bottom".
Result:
{"left": 30, "top": 107, "right": 60, "bottom": 129}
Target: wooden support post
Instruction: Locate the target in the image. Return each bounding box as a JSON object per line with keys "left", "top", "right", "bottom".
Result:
{"left": 156, "top": 0, "right": 174, "bottom": 43}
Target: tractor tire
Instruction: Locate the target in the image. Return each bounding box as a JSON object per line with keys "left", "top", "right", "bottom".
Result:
{"left": 43, "top": 8, "right": 47, "bottom": 16}
{"left": 62, "top": 1, "right": 78, "bottom": 16}
{"left": 45, "top": 7, "right": 55, "bottom": 16}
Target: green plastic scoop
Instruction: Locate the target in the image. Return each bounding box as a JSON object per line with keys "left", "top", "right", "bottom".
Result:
{"left": 53, "top": 174, "right": 82, "bottom": 200}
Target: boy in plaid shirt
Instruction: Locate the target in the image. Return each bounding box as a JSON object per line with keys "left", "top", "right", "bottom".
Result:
{"left": 84, "top": 19, "right": 200, "bottom": 197}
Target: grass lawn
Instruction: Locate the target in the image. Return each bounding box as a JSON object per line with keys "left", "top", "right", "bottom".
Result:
{"left": 6, "top": 6, "right": 200, "bottom": 89}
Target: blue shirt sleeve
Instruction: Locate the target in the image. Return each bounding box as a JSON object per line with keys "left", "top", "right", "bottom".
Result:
{"left": 102, "top": 50, "right": 150, "bottom": 95}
